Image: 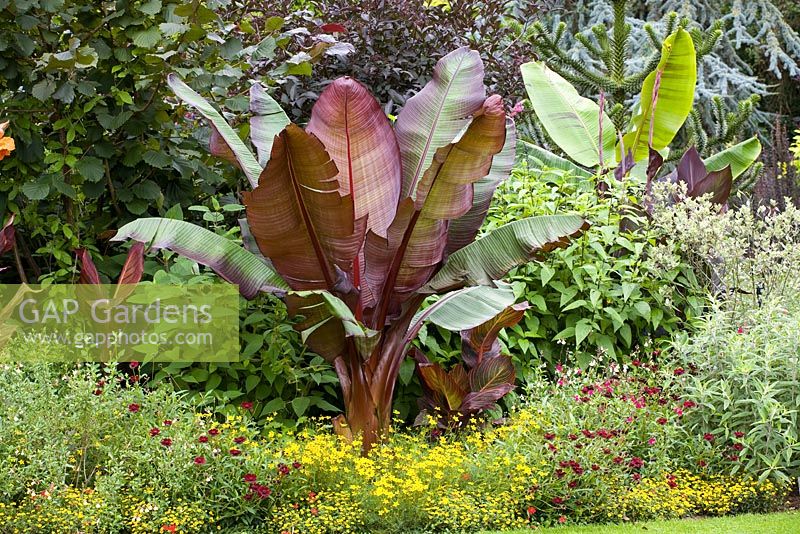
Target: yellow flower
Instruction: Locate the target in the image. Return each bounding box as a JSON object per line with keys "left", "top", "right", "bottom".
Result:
{"left": 0, "top": 121, "right": 14, "bottom": 160}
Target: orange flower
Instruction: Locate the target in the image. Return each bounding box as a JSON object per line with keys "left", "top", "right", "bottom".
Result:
{"left": 0, "top": 121, "right": 15, "bottom": 161}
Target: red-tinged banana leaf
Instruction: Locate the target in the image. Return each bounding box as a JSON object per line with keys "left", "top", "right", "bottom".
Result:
{"left": 422, "top": 214, "right": 589, "bottom": 294}
{"left": 394, "top": 47, "right": 486, "bottom": 201}
{"left": 167, "top": 74, "right": 263, "bottom": 188}
{"left": 76, "top": 248, "right": 101, "bottom": 284}
{"left": 0, "top": 214, "right": 14, "bottom": 255}
{"left": 388, "top": 96, "right": 507, "bottom": 304}
{"left": 362, "top": 198, "right": 416, "bottom": 319}
{"left": 461, "top": 355, "right": 516, "bottom": 412}
{"left": 287, "top": 290, "right": 381, "bottom": 362}
{"left": 243, "top": 125, "right": 367, "bottom": 291}
{"left": 112, "top": 218, "right": 289, "bottom": 299}
{"left": 307, "top": 77, "right": 402, "bottom": 239}
{"left": 446, "top": 118, "right": 516, "bottom": 254}
{"left": 461, "top": 302, "right": 528, "bottom": 368}
{"left": 112, "top": 241, "right": 145, "bottom": 301}
{"left": 405, "top": 283, "right": 518, "bottom": 344}
{"left": 250, "top": 83, "right": 290, "bottom": 166}
{"left": 417, "top": 360, "right": 467, "bottom": 411}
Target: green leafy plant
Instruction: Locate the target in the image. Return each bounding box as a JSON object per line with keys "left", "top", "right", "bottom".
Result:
{"left": 114, "top": 48, "right": 588, "bottom": 450}
{"left": 411, "top": 302, "right": 526, "bottom": 428}
{"left": 671, "top": 297, "right": 800, "bottom": 483}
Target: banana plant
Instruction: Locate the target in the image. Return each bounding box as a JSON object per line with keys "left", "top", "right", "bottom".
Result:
{"left": 519, "top": 28, "right": 761, "bottom": 188}
{"left": 113, "top": 48, "right": 588, "bottom": 451}
{"left": 412, "top": 302, "right": 527, "bottom": 429}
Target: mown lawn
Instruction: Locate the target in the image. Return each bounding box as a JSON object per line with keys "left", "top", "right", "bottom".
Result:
{"left": 483, "top": 512, "right": 800, "bottom": 534}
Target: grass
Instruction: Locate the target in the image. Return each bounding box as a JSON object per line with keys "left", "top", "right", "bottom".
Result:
{"left": 482, "top": 512, "right": 800, "bottom": 534}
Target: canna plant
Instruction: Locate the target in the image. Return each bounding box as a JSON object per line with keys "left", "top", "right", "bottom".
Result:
{"left": 412, "top": 302, "right": 527, "bottom": 429}
{"left": 113, "top": 48, "right": 588, "bottom": 451}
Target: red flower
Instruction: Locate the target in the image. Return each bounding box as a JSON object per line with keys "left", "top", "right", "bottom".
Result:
{"left": 308, "top": 491, "right": 317, "bottom": 501}
{"left": 544, "top": 432, "right": 556, "bottom": 440}
{"left": 209, "top": 428, "right": 220, "bottom": 436}
{"left": 163, "top": 420, "right": 173, "bottom": 426}
{"left": 292, "top": 461, "right": 302, "bottom": 469}
{"left": 243, "top": 493, "right": 254, "bottom": 501}
{"left": 736, "top": 326, "right": 744, "bottom": 334}
{"left": 278, "top": 463, "right": 290, "bottom": 475}
{"left": 234, "top": 436, "right": 246, "bottom": 444}
{"left": 129, "top": 361, "right": 140, "bottom": 369}
{"left": 244, "top": 473, "right": 257, "bottom": 483}
{"left": 568, "top": 433, "right": 578, "bottom": 441}
{"left": 93, "top": 389, "right": 103, "bottom": 396}
{"left": 241, "top": 401, "right": 253, "bottom": 410}
{"left": 149, "top": 427, "right": 160, "bottom": 437}
{"left": 631, "top": 359, "right": 641, "bottom": 367}
{"left": 552, "top": 497, "right": 564, "bottom": 505}
{"left": 310, "top": 507, "right": 319, "bottom": 516}
{"left": 160, "top": 438, "right": 172, "bottom": 447}
{"left": 130, "top": 375, "right": 140, "bottom": 383}
{"left": 703, "top": 433, "right": 715, "bottom": 442}
{"left": 732, "top": 443, "right": 744, "bottom": 451}
{"left": 198, "top": 435, "right": 209, "bottom": 443}
{"left": 673, "top": 367, "right": 685, "bottom": 376}
{"left": 683, "top": 400, "right": 696, "bottom": 409}
{"left": 128, "top": 403, "right": 140, "bottom": 413}
{"left": 558, "top": 516, "right": 567, "bottom": 524}
{"left": 647, "top": 437, "right": 656, "bottom": 446}
{"left": 734, "top": 431, "right": 744, "bottom": 438}
{"left": 194, "top": 456, "right": 206, "bottom": 465}
{"left": 629, "top": 457, "right": 644, "bottom": 469}
{"left": 613, "top": 456, "right": 623, "bottom": 465}
{"left": 161, "top": 525, "right": 176, "bottom": 533}
{"left": 229, "top": 448, "right": 242, "bottom": 456}
{"left": 527, "top": 506, "right": 537, "bottom": 515}
{"left": 632, "top": 472, "right": 642, "bottom": 482}
{"left": 697, "top": 460, "right": 707, "bottom": 468}
{"left": 591, "top": 464, "right": 600, "bottom": 471}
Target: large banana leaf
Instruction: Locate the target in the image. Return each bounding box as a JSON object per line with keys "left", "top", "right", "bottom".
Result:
{"left": 703, "top": 137, "right": 761, "bottom": 180}
{"left": 306, "top": 77, "right": 401, "bottom": 239}
{"left": 422, "top": 214, "right": 588, "bottom": 293}
{"left": 394, "top": 47, "right": 486, "bottom": 201}
{"left": 286, "top": 290, "right": 380, "bottom": 362}
{"left": 242, "top": 124, "right": 366, "bottom": 291}
{"left": 517, "top": 140, "right": 594, "bottom": 179}
{"left": 112, "top": 218, "right": 289, "bottom": 298}
{"left": 249, "top": 83, "right": 290, "bottom": 167}
{"left": 168, "top": 74, "right": 263, "bottom": 188}
{"left": 446, "top": 118, "right": 516, "bottom": 254}
{"left": 521, "top": 61, "right": 616, "bottom": 168}
{"left": 461, "top": 301, "right": 528, "bottom": 367}
{"left": 620, "top": 29, "right": 696, "bottom": 162}
{"left": 406, "top": 283, "right": 517, "bottom": 339}
{"left": 390, "top": 96, "right": 507, "bottom": 303}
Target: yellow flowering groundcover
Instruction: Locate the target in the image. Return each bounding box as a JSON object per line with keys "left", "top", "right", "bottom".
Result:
{"left": 0, "top": 363, "right": 788, "bottom": 533}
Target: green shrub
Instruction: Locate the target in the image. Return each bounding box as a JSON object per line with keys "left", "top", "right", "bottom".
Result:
{"left": 416, "top": 165, "right": 707, "bottom": 377}
{"left": 671, "top": 297, "right": 800, "bottom": 483}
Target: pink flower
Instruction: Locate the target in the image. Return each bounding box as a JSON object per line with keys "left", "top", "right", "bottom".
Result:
{"left": 509, "top": 100, "right": 525, "bottom": 118}
{"left": 558, "top": 515, "right": 567, "bottom": 524}
{"left": 129, "top": 361, "right": 139, "bottom": 369}
{"left": 241, "top": 401, "right": 253, "bottom": 410}
{"left": 736, "top": 326, "right": 744, "bottom": 334}
{"left": 647, "top": 437, "right": 656, "bottom": 446}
